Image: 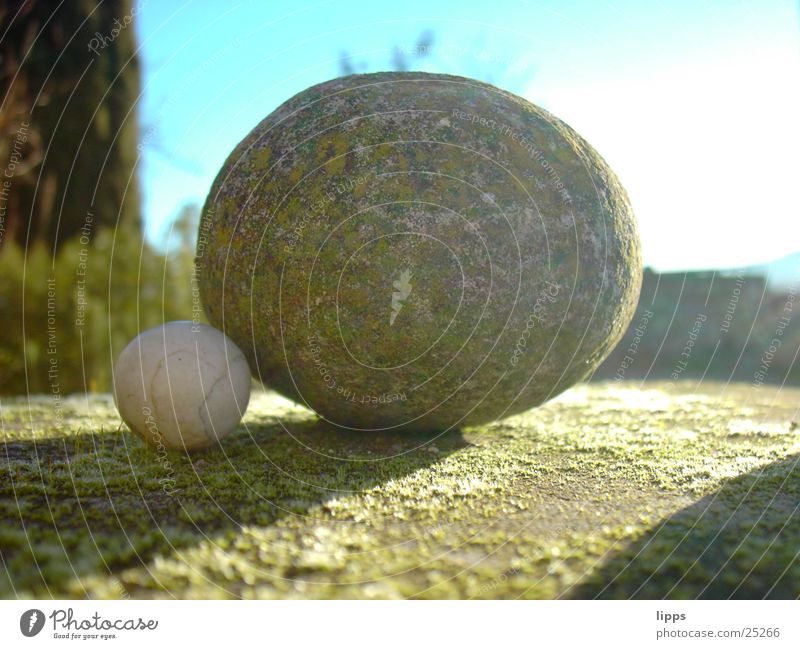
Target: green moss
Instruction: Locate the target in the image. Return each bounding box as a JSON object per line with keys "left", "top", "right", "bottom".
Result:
{"left": 1, "top": 382, "right": 798, "bottom": 598}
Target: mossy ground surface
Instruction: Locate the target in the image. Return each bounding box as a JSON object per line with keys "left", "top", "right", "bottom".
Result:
{"left": 1, "top": 381, "right": 798, "bottom": 599}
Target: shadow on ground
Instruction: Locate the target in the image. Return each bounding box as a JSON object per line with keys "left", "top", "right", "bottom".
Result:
{"left": 570, "top": 454, "right": 800, "bottom": 599}
{"left": 0, "top": 413, "right": 467, "bottom": 597}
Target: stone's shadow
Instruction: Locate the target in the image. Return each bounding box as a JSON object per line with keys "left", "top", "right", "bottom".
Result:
{"left": 570, "top": 454, "right": 800, "bottom": 599}
{"left": 0, "top": 416, "right": 467, "bottom": 596}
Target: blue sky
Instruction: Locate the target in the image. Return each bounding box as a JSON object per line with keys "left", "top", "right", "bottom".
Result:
{"left": 135, "top": 0, "right": 800, "bottom": 271}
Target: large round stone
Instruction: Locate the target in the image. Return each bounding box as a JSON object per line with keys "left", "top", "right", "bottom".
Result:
{"left": 198, "top": 72, "right": 642, "bottom": 433}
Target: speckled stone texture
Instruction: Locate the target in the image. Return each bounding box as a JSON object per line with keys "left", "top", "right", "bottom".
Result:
{"left": 198, "top": 72, "right": 642, "bottom": 432}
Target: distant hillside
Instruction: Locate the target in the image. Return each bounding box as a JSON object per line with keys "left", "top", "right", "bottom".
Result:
{"left": 592, "top": 266, "right": 798, "bottom": 385}
{"left": 733, "top": 251, "right": 800, "bottom": 289}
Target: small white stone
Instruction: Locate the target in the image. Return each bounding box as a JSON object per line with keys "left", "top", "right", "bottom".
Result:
{"left": 113, "top": 321, "right": 251, "bottom": 451}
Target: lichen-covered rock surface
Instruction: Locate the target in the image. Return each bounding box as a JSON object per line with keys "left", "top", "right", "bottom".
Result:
{"left": 2, "top": 383, "right": 798, "bottom": 598}
{"left": 199, "top": 72, "right": 642, "bottom": 431}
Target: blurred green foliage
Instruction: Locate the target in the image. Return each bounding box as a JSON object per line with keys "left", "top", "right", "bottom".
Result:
{"left": 0, "top": 0, "right": 158, "bottom": 395}
{"left": 0, "top": 221, "right": 197, "bottom": 395}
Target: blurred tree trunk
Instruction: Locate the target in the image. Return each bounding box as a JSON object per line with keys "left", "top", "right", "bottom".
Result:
{"left": 0, "top": 0, "right": 141, "bottom": 252}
